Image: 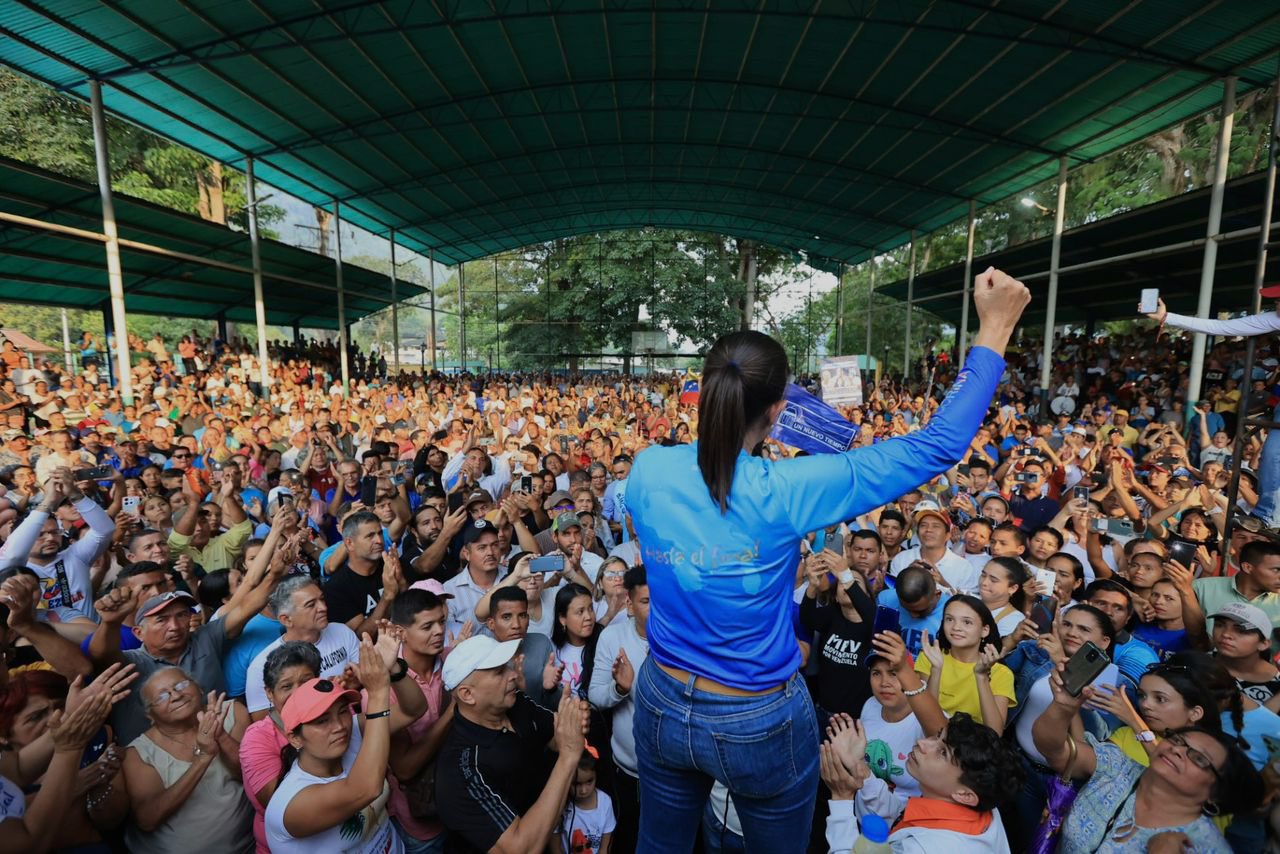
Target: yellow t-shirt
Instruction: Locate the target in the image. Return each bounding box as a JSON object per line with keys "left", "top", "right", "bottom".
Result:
{"left": 915, "top": 653, "right": 1017, "bottom": 724}
{"left": 1108, "top": 726, "right": 1152, "bottom": 766}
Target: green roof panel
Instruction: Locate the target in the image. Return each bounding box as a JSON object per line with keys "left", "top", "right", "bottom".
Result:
{"left": 0, "top": 1, "right": 1278, "bottom": 268}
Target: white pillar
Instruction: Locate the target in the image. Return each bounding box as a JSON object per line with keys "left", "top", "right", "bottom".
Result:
{"left": 89, "top": 80, "right": 134, "bottom": 404}
{"left": 834, "top": 262, "right": 845, "bottom": 355}
{"left": 904, "top": 232, "right": 917, "bottom": 376}
{"left": 865, "top": 258, "right": 876, "bottom": 359}
{"left": 60, "top": 308, "right": 73, "bottom": 374}
{"left": 458, "top": 263, "right": 466, "bottom": 371}
{"left": 333, "top": 200, "right": 350, "bottom": 395}
{"left": 958, "top": 200, "right": 976, "bottom": 368}
{"left": 1187, "top": 76, "right": 1236, "bottom": 407}
{"left": 245, "top": 157, "right": 272, "bottom": 399}
{"left": 428, "top": 249, "right": 438, "bottom": 371}
{"left": 389, "top": 228, "right": 400, "bottom": 373}
{"left": 1040, "top": 157, "right": 1069, "bottom": 398}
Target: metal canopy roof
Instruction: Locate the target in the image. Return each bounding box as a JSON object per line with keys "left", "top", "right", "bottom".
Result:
{"left": 876, "top": 169, "right": 1280, "bottom": 328}
{"left": 0, "top": 156, "right": 424, "bottom": 329}
{"left": 3, "top": 2, "right": 1279, "bottom": 267}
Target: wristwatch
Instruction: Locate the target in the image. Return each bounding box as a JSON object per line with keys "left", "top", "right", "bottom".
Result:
{"left": 1135, "top": 729, "right": 1156, "bottom": 743}
{"left": 390, "top": 657, "right": 409, "bottom": 683}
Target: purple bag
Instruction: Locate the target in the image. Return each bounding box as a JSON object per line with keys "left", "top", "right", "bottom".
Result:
{"left": 1027, "top": 737, "right": 1080, "bottom": 854}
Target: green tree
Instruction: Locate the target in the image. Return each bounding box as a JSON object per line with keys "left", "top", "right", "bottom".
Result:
{"left": 0, "top": 67, "right": 285, "bottom": 236}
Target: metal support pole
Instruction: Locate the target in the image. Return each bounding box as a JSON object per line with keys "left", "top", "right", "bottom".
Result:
{"left": 1040, "top": 157, "right": 1069, "bottom": 407}
{"left": 100, "top": 302, "right": 114, "bottom": 387}
{"left": 89, "top": 80, "right": 133, "bottom": 404}
{"left": 494, "top": 255, "right": 500, "bottom": 373}
{"left": 866, "top": 259, "right": 876, "bottom": 360}
{"left": 245, "top": 157, "right": 271, "bottom": 398}
{"left": 458, "top": 264, "right": 466, "bottom": 372}
{"left": 428, "top": 249, "right": 438, "bottom": 372}
{"left": 389, "top": 228, "right": 400, "bottom": 373}
{"left": 334, "top": 200, "right": 350, "bottom": 396}
{"left": 958, "top": 200, "right": 976, "bottom": 368}
{"left": 834, "top": 262, "right": 845, "bottom": 356}
{"left": 1187, "top": 76, "right": 1237, "bottom": 407}
{"left": 216, "top": 313, "right": 228, "bottom": 344}
{"left": 806, "top": 270, "right": 814, "bottom": 374}
{"left": 292, "top": 323, "right": 301, "bottom": 346}
{"left": 1224, "top": 69, "right": 1280, "bottom": 548}
{"left": 904, "top": 233, "right": 916, "bottom": 377}
{"left": 60, "top": 308, "right": 73, "bottom": 374}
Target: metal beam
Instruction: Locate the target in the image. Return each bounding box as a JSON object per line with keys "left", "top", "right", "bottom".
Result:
{"left": 958, "top": 200, "right": 976, "bottom": 367}
{"left": 389, "top": 227, "right": 400, "bottom": 373}
{"left": 866, "top": 259, "right": 876, "bottom": 358}
{"left": 835, "top": 261, "right": 845, "bottom": 355}
{"left": 1040, "top": 157, "right": 1068, "bottom": 402}
{"left": 458, "top": 263, "right": 466, "bottom": 371}
{"left": 1188, "top": 76, "right": 1237, "bottom": 407}
{"left": 429, "top": 248, "right": 438, "bottom": 371}
{"left": 246, "top": 157, "right": 271, "bottom": 398}
{"left": 89, "top": 79, "right": 133, "bottom": 404}
{"left": 0, "top": 210, "right": 406, "bottom": 305}
{"left": 1224, "top": 68, "right": 1280, "bottom": 550}
{"left": 334, "top": 200, "right": 349, "bottom": 395}
{"left": 904, "top": 232, "right": 916, "bottom": 376}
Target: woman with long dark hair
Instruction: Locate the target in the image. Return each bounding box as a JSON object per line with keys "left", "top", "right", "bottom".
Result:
{"left": 627, "top": 269, "right": 1030, "bottom": 849}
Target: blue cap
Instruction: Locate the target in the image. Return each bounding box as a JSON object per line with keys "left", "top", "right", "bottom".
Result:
{"left": 860, "top": 814, "right": 891, "bottom": 844}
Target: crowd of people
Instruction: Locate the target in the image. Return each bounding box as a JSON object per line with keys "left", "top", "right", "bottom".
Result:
{"left": 0, "top": 292, "right": 1278, "bottom": 854}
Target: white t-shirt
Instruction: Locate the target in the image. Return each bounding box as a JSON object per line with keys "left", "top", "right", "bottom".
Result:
{"left": 1014, "top": 663, "right": 1119, "bottom": 764}
{"left": 556, "top": 642, "right": 588, "bottom": 694}
{"left": 889, "top": 546, "right": 980, "bottom": 594}
{"left": 559, "top": 790, "right": 616, "bottom": 852}
{"left": 859, "top": 696, "right": 924, "bottom": 802}
{"left": 244, "top": 623, "right": 362, "bottom": 713}
{"left": 264, "top": 723, "right": 400, "bottom": 854}
{"left": 990, "top": 604, "right": 1026, "bottom": 639}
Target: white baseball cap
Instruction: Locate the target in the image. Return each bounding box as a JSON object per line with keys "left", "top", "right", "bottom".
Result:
{"left": 442, "top": 636, "right": 521, "bottom": 691}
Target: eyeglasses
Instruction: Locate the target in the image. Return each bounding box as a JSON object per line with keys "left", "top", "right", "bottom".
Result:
{"left": 1164, "top": 732, "right": 1219, "bottom": 777}
{"left": 148, "top": 679, "right": 191, "bottom": 708}
{"left": 603, "top": 570, "right": 626, "bottom": 579}
{"left": 172, "top": 453, "right": 191, "bottom": 459}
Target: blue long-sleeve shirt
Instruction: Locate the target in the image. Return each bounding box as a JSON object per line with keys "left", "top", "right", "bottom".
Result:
{"left": 629, "top": 345, "right": 1005, "bottom": 689}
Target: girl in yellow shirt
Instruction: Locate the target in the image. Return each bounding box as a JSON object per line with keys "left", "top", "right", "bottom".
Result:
{"left": 1092, "top": 657, "right": 1218, "bottom": 765}
{"left": 915, "top": 594, "right": 1017, "bottom": 732}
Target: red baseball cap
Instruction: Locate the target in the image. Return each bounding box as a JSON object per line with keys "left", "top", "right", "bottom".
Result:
{"left": 280, "top": 677, "right": 360, "bottom": 731}
{"left": 1261, "top": 283, "right": 1280, "bottom": 298}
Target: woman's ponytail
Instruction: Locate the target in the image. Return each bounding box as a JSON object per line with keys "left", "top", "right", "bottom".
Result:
{"left": 697, "top": 331, "right": 787, "bottom": 513}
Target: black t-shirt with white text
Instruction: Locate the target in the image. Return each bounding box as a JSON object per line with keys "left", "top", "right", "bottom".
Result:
{"left": 322, "top": 559, "right": 384, "bottom": 625}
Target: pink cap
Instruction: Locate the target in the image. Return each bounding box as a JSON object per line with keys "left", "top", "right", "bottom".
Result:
{"left": 280, "top": 677, "right": 360, "bottom": 731}
{"left": 409, "top": 579, "right": 454, "bottom": 599}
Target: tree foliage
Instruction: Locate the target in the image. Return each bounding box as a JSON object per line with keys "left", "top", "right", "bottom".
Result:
{"left": 0, "top": 67, "right": 284, "bottom": 235}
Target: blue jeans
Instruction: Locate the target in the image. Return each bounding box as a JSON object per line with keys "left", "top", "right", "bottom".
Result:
{"left": 1255, "top": 402, "right": 1280, "bottom": 525}
{"left": 390, "top": 819, "right": 445, "bottom": 854}
{"left": 634, "top": 658, "right": 820, "bottom": 853}
{"left": 702, "top": 796, "right": 747, "bottom": 854}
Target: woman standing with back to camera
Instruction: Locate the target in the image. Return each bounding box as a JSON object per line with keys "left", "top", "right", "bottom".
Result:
{"left": 626, "top": 268, "right": 1030, "bottom": 852}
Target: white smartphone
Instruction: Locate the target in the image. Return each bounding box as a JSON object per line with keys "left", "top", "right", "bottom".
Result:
{"left": 1139, "top": 288, "right": 1159, "bottom": 314}
{"left": 121, "top": 496, "right": 141, "bottom": 518}
{"left": 1034, "top": 567, "right": 1057, "bottom": 596}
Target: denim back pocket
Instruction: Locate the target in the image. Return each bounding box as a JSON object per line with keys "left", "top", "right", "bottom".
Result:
{"left": 711, "top": 717, "right": 797, "bottom": 799}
